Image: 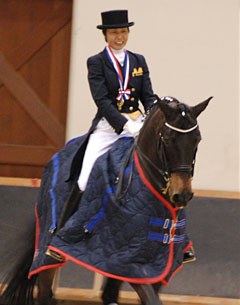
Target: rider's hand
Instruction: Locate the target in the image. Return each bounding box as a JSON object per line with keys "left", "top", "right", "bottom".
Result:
{"left": 123, "top": 120, "right": 143, "bottom": 137}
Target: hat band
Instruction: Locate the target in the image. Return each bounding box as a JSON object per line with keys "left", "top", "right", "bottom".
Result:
{"left": 97, "top": 21, "right": 134, "bottom": 29}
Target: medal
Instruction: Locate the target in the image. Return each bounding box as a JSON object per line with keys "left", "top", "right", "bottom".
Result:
{"left": 117, "top": 98, "right": 124, "bottom": 111}
{"left": 106, "top": 46, "right": 131, "bottom": 110}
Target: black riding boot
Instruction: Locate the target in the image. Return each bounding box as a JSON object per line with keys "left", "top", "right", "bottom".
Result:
{"left": 57, "top": 183, "right": 83, "bottom": 230}
{"left": 46, "top": 183, "right": 83, "bottom": 261}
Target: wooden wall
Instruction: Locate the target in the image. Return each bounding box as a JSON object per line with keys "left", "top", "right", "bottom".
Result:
{"left": 0, "top": 0, "right": 73, "bottom": 178}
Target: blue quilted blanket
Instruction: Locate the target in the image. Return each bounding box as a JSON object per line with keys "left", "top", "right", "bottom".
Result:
{"left": 29, "top": 136, "right": 189, "bottom": 284}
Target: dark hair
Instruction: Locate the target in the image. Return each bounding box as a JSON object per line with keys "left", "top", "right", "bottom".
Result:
{"left": 102, "top": 28, "right": 130, "bottom": 42}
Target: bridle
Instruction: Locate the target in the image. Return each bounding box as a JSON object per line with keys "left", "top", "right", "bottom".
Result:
{"left": 165, "top": 122, "right": 198, "bottom": 133}
{"left": 161, "top": 121, "right": 198, "bottom": 175}
{"left": 115, "top": 95, "right": 211, "bottom": 201}
{"left": 134, "top": 118, "right": 199, "bottom": 193}
{"left": 116, "top": 102, "right": 199, "bottom": 199}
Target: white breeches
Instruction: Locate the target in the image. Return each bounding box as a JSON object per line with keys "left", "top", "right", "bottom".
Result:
{"left": 78, "top": 115, "right": 143, "bottom": 191}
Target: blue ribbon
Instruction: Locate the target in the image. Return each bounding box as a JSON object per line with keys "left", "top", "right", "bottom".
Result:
{"left": 85, "top": 187, "right": 114, "bottom": 232}
{"left": 49, "top": 153, "right": 59, "bottom": 233}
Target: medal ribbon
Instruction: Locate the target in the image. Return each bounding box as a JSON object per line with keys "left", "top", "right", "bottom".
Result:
{"left": 106, "top": 46, "right": 130, "bottom": 101}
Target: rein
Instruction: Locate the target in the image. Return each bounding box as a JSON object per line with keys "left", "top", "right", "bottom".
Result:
{"left": 134, "top": 141, "right": 170, "bottom": 195}
{"left": 115, "top": 105, "right": 199, "bottom": 200}
{"left": 115, "top": 137, "right": 170, "bottom": 200}
{"left": 134, "top": 143, "right": 169, "bottom": 181}
{"left": 134, "top": 118, "right": 199, "bottom": 194}
{"left": 115, "top": 144, "right": 134, "bottom": 200}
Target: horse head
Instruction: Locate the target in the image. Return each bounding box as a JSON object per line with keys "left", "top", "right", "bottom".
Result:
{"left": 137, "top": 95, "right": 212, "bottom": 208}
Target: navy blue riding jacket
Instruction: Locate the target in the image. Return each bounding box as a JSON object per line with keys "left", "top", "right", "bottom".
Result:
{"left": 87, "top": 48, "right": 156, "bottom": 134}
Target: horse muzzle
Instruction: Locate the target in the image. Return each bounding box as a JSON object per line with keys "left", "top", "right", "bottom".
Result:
{"left": 171, "top": 191, "right": 194, "bottom": 207}
{"left": 167, "top": 173, "right": 194, "bottom": 207}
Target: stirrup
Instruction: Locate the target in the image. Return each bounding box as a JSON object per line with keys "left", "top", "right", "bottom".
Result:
{"left": 46, "top": 248, "right": 64, "bottom": 262}
{"left": 183, "top": 246, "right": 196, "bottom": 264}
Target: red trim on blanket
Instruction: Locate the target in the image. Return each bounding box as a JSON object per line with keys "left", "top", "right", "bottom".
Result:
{"left": 133, "top": 150, "right": 178, "bottom": 215}
{"left": 32, "top": 149, "right": 189, "bottom": 283}
{"left": 133, "top": 149, "right": 179, "bottom": 282}
{"left": 48, "top": 244, "right": 176, "bottom": 285}
{"left": 161, "top": 240, "right": 192, "bottom": 285}
{"left": 161, "top": 264, "right": 183, "bottom": 285}
{"left": 28, "top": 262, "right": 66, "bottom": 278}
{"left": 47, "top": 151, "right": 186, "bottom": 284}
{"left": 184, "top": 240, "right": 193, "bottom": 252}
{"left": 133, "top": 149, "right": 193, "bottom": 251}
{"left": 28, "top": 204, "right": 65, "bottom": 279}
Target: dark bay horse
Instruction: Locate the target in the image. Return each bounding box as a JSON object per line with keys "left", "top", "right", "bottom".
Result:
{"left": 0, "top": 96, "right": 212, "bottom": 305}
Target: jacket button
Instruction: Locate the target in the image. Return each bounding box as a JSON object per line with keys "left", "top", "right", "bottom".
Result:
{"left": 130, "top": 97, "right": 135, "bottom": 101}
{"left": 129, "top": 106, "right": 134, "bottom": 111}
{"left": 131, "top": 88, "right": 135, "bottom": 92}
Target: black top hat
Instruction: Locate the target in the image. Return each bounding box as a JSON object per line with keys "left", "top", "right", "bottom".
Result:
{"left": 97, "top": 10, "right": 134, "bottom": 29}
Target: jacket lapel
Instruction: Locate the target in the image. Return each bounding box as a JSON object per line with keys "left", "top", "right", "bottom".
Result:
{"left": 127, "top": 51, "right": 135, "bottom": 80}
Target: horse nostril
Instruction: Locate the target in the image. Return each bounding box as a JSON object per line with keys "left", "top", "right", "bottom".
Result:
{"left": 172, "top": 192, "right": 194, "bottom": 206}
{"left": 172, "top": 193, "right": 181, "bottom": 204}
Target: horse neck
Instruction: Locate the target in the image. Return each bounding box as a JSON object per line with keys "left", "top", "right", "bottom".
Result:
{"left": 137, "top": 108, "right": 163, "bottom": 156}
{"left": 136, "top": 108, "right": 168, "bottom": 190}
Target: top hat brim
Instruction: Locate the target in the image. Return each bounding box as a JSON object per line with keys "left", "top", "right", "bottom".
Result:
{"left": 97, "top": 21, "right": 134, "bottom": 29}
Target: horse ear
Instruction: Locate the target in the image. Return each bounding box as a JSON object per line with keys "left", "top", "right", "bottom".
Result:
{"left": 191, "top": 96, "right": 213, "bottom": 118}
{"left": 157, "top": 99, "right": 178, "bottom": 121}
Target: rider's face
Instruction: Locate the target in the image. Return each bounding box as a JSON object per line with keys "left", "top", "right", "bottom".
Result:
{"left": 105, "top": 27, "right": 129, "bottom": 50}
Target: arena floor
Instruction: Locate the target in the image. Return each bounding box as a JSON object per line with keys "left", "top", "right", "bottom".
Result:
{"left": 0, "top": 178, "right": 239, "bottom": 305}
